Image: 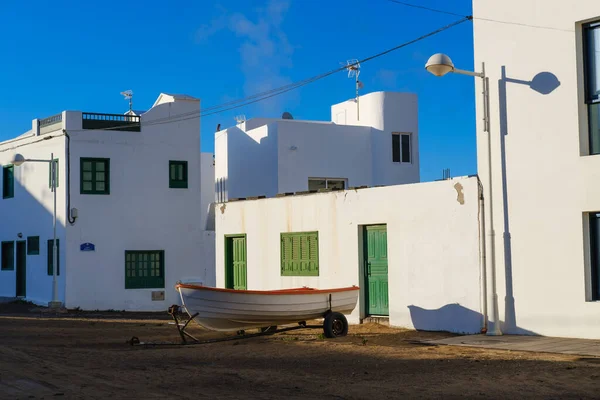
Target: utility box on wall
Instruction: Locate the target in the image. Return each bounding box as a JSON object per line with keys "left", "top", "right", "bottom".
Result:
{"left": 151, "top": 291, "right": 165, "bottom": 301}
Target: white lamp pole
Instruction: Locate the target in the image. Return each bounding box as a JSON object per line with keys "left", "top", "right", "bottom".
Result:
{"left": 425, "top": 53, "right": 502, "bottom": 336}
{"left": 12, "top": 153, "right": 62, "bottom": 309}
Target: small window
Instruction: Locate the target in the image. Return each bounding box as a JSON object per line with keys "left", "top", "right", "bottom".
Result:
{"left": 584, "top": 21, "right": 600, "bottom": 154}
{"left": 1, "top": 241, "right": 14, "bottom": 270}
{"left": 27, "top": 236, "right": 40, "bottom": 255}
{"left": 80, "top": 158, "right": 110, "bottom": 195}
{"left": 281, "top": 232, "right": 319, "bottom": 276}
{"left": 47, "top": 239, "right": 60, "bottom": 275}
{"left": 169, "top": 161, "right": 188, "bottom": 189}
{"left": 49, "top": 159, "right": 59, "bottom": 188}
{"left": 3, "top": 165, "right": 14, "bottom": 199}
{"left": 308, "top": 178, "right": 346, "bottom": 191}
{"left": 125, "top": 250, "right": 165, "bottom": 289}
{"left": 589, "top": 213, "right": 600, "bottom": 300}
{"left": 392, "top": 133, "right": 411, "bottom": 163}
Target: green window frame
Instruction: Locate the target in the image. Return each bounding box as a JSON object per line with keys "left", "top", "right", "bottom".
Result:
{"left": 47, "top": 239, "right": 60, "bottom": 275}
{"left": 27, "top": 236, "right": 40, "bottom": 255}
{"left": 280, "top": 231, "right": 319, "bottom": 276}
{"left": 169, "top": 160, "right": 188, "bottom": 189}
{"left": 80, "top": 158, "right": 110, "bottom": 194}
{"left": 1, "top": 241, "right": 14, "bottom": 270}
{"left": 125, "top": 250, "right": 165, "bottom": 289}
{"left": 3, "top": 165, "right": 14, "bottom": 199}
{"left": 49, "top": 159, "right": 59, "bottom": 188}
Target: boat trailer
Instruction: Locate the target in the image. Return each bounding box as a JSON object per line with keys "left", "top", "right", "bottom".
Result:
{"left": 127, "top": 304, "right": 348, "bottom": 347}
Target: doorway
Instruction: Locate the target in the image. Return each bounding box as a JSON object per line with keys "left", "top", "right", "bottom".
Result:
{"left": 225, "top": 235, "right": 247, "bottom": 290}
{"left": 363, "top": 225, "right": 389, "bottom": 316}
{"left": 16, "top": 240, "right": 26, "bottom": 297}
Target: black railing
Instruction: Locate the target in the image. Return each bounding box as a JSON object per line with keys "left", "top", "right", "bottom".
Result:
{"left": 82, "top": 112, "right": 141, "bottom": 132}
{"left": 39, "top": 113, "right": 63, "bottom": 128}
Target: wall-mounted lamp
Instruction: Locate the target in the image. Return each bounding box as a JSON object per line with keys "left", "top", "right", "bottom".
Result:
{"left": 289, "top": 146, "right": 297, "bottom": 151}
{"left": 17, "top": 233, "right": 22, "bottom": 238}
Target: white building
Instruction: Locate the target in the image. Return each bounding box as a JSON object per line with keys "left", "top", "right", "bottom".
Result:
{"left": 0, "top": 93, "right": 215, "bottom": 311}
{"left": 471, "top": 1, "right": 600, "bottom": 338}
{"left": 215, "top": 91, "right": 419, "bottom": 201}
{"left": 215, "top": 177, "right": 483, "bottom": 334}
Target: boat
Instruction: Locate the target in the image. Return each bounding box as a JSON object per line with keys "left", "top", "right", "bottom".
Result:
{"left": 175, "top": 283, "right": 359, "bottom": 337}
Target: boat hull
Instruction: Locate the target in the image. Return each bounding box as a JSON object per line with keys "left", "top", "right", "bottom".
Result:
{"left": 176, "top": 284, "right": 359, "bottom": 332}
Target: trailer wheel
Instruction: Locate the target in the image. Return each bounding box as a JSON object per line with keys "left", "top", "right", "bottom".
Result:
{"left": 323, "top": 312, "right": 348, "bottom": 338}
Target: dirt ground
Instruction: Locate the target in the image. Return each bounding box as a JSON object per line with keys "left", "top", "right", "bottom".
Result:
{"left": 0, "top": 302, "right": 599, "bottom": 399}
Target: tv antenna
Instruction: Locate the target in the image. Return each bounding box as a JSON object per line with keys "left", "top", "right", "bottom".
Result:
{"left": 120, "top": 90, "right": 133, "bottom": 112}
{"left": 344, "top": 59, "right": 363, "bottom": 121}
{"left": 234, "top": 114, "right": 246, "bottom": 124}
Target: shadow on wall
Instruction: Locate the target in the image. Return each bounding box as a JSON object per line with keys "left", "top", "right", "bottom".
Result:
{"left": 496, "top": 67, "right": 560, "bottom": 334}
{"left": 408, "top": 303, "right": 538, "bottom": 335}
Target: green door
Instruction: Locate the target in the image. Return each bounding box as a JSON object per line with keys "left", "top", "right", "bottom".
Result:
{"left": 225, "top": 235, "right": 247, "bottom": 290}
{"left": 16, "top": 241, "right": 26, "bottom": 297}
{"left": 364, "top": 225, "right": 389, "bottom": 316}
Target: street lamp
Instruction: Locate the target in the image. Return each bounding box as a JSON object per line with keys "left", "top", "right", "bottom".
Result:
{"left": 12, "top": 153, "right": 62, "bottom": 309}
{"left": 425, "top": 53, "right": 502, "bottom": 336}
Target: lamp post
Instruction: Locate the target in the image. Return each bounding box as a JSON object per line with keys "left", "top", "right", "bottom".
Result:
{"left": 12, "top": 153, "right": 62, "bottom": 309}
{"left": 425, "top": 53, "right": 502, "bottom": 336}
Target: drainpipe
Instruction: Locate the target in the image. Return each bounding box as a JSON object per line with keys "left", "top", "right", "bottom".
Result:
{"left": 477, "top": 178, "right": 488, "bottom": 333}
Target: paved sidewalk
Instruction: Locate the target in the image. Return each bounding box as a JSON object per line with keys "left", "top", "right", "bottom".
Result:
{"left": 429, "top": 334, "right": 600, "bottom": 357}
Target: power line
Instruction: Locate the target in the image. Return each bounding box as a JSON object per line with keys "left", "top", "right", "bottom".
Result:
{"left": 383, "top": 0, "right": 574, "bottom": 33}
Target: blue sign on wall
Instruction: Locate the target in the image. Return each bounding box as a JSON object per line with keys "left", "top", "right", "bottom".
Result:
{"left": 80, "top": 242, "right": 95, "bottom": 252}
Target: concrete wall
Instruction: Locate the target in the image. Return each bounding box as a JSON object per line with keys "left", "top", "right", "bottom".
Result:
{"left": 0, "top": 133, "right": 67, "bottom": 306}
{"left": 216, "top": 177, "right": 482, "bottom": 334}
{"left": 200, "top": 152, "right": 215, "bottom": 230}
{"left": 276, "top": 121, "right": 373, "bottom": 193}
{"left": 64, "top": 98, "right": 211, "bottom": 311}
{"left": 473, "top": 1, "right": 600, "bottom": 338}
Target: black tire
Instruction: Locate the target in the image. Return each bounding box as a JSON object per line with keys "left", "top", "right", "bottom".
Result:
{"left": 323, "top": 312, "right": 348, "bottom": 338}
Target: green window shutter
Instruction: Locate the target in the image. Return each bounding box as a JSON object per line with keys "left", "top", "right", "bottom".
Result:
{"left": 27, "top": 236, "right": 40, "bottom": 255}
{"left": 281, "top": 232, "right": 319, "bottom": 276}
{"left": 1, "top": 241, "right": 14, "bottom": 270}
{"left": 47, "top": 239, "right": 60, "bottom": 276}
{"left": 80, "top": 158, "right": 110, "bottom": 194}
{"left": 169, "top": 161, "right": 188, "bottom": 189}
{"left": 3, "top": 165, "right": 14, "bottom": 199}
{"left": 49, "top": 159, "right": 59, "bottom": 188}
{"left": 125, "top": 250, "right": 165, "bottom": 289}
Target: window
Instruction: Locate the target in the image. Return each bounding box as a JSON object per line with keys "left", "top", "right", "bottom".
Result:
{"left": 584, "top": 21, "right": 600, "bottom": 154}
{"left": 308, "top": 178, "right": 346, "bottom": 191}
{"left": 392, "top": 133, "right": 412, "bottom": 163}
{"left": 47, "top": 239, "right": 60, "bottom": 276}
{"left": 49, "top": 159, "right": 59, "bottom": 188}
{"left": 1, "top": 241, "right": 14, "bottom": 270}
{"left": 27, "top": 236, "right": 40, "bottom": 255}
{"left": 169, "top": 161, "right": 188, "bottom": 189}
{"left": 80, "top": 158, "right": 110, "bottom": 194}
{"left": 125, "top": 250, "right": 165, "bottom": 289}
{"left": 281, "top": 232, "right": 319, "bottom": 276}
{"left": 3, "top": 165, "right": 14, "bottom": 199}
{"left": 589, "top": 213, "right": 600, "bottom": 300}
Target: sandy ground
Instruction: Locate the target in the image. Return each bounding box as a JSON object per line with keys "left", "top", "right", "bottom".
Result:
{"left": 0, "top": 302, "right": 599, "bottom": 399}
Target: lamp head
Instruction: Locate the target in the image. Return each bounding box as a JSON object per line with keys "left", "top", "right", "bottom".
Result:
{"left": 12, "top": 154, "right": 26, "bottom": 166}
{"left": 425, "top": 53, "right": 455, "bottom": 77}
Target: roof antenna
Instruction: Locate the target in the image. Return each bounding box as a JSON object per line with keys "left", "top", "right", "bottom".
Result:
{"left": 344, "top": 59, "right": 363, "bottom": 121}
{"left": 120, "top": 90, "right": 133, "bottom": 112}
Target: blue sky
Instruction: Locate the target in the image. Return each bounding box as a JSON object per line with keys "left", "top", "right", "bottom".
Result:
{"left": 0, "top": 0, "right": 475, "bottom": 182}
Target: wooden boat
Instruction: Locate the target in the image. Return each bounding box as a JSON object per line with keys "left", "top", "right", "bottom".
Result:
{"left": 175, "top": 283, "right": 359, "bottom": 337}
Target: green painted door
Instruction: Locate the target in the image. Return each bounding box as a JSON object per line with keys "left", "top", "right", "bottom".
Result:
{"left": 225, "top": 236, "right": 247, "bottom": 290}
{"left": 364, "top": 225, "right": 389, "bottom": 316}
{"left": 16, "top": 241, "right": 26, "bottom": 297}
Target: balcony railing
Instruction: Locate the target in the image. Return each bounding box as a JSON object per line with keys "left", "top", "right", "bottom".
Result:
{"left": 82, "top": 112, "right": 141, "bottom": 132}
{"left": 39, "top": 113, "right": 63, "bottom": 128}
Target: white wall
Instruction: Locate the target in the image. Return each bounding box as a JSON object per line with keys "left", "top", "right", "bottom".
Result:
{"left": 0, "top": 131, "right": 67, "bottom": 306}
{"left": 64, "top": 98, "right": 212, "bottom": 311}
{"left": 200, "top": 152, "right": 215, "bottom": 230}
{"left": 331, "top": 91, "right": 420, "bottom": 186}
{"left": 276, "top": 121, "right": 373, "bottom": 193}
{"left": 216, "top": 177, "right": 482, "bottom": 334}
{"left": 473, "top": 1, "right": 600, "bottom": 338}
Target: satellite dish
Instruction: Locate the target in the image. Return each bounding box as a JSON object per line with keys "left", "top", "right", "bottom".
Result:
{"left": 282, "top": 111, "right": 293, "bottom": 120}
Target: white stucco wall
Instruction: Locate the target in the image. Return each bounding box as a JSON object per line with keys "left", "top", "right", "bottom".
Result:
{"left": 0, "top": 131, "right": 67, "bottom": 306}
{"left": 215, "top": 177, "right": 482, "bottom": 334}
{"left": 200, "top": 152, "right": 215, "bottom": 230}
{"left": 473, "top": 1, "right": 600, "bottom": 338}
